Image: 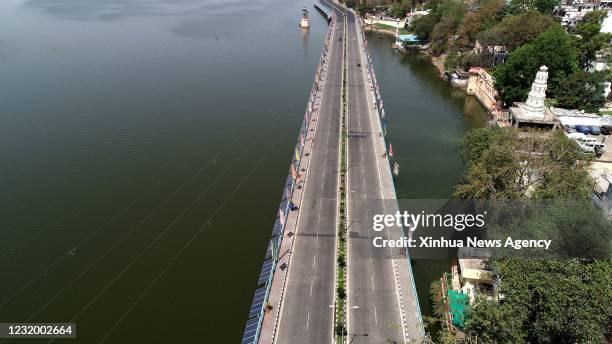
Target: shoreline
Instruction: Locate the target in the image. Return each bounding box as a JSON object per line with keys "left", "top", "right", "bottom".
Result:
{"left": 364, "top": 25, "right": 501, "bottom": 124}
{"left": 365, "top": 27, "right": 447, "bottom": 75}
{"left": 364, "top": 26, "right": 398, "bottom": 37}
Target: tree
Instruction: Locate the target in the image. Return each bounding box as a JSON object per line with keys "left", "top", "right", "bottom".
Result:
{"left": 493, "top": 25, "right": 577, "bottom": 106}
{"left": 572, "top": 10, "right": 612, "bottom": 69}
{"left": 506, "top": 0, "right": 560, "bottom": 15}
{"left": 464, "top": 259, "right": 612, "bottom": 343}
{"left": 356, "top": 0, "right": 371, "bottom": 15}
{"left": 459, "top": 127, "right": 501, "bottom": 166}
{"left": 551, "top": 71, "right": 607, "bottom": 113}
{"left": 454, "top": 0, "right": 505, "bottom": 48}
{"left": 431, "top": 15, "right": 461, "bottom": 54}
{"left": 390, "top": 1, "right": 412, "bottom": 18}
{"left": 411, "top": 12, "right": 441, "bottom": 40}
{"left": 477, "top": 11, "right": 556, "bottom": 51}
{"left": 455, "top": 128, "right": 592, "bottom": 200}
{"left": 411, "top": 0, "right": 466, "bottom": 54}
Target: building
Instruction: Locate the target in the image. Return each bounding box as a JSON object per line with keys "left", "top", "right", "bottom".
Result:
{"left": 550, "top": 107, "right": 610, "bottom": 128}
{"left": 436, "top": 247, "right": 498, "bottom": 330}
{"left": 405, "top": 10, "right": 430, "bottom": 27}
{"left": 508, "top": 66, "right": 559, "bottom": 129}
{"left": 556, "top": 4, "right": 611, "bottom": 30}
{"left": 450, "top": 68, "right": 470, "bottom": 88}
{"left": 458, "top": 247, "right": 494, "bottom": 288}
{"left": 467, "top": 67, "right": 502, "bottom": 115}
{"left": 591, "top": 161, "right": 612, "bottom": 217}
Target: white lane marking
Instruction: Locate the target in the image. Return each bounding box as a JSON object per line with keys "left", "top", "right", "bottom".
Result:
{"left": 371, "top": 275, "right": 375, "bottom": 291}
{"left": 313, "top": 255, "right": 316, "bottom": 268}
{"left": 306, "top": 312, "right": 310, "bottom": 330}
{"left": 374, "top": 306, "right": 378, "bottom": 324}
{"left": 310, "top": 280, "right": 314, "bottom": 296}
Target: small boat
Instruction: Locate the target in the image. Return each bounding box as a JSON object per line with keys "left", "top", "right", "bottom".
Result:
{"left": 300, "top": 7, "right": 310, "bottom": 28}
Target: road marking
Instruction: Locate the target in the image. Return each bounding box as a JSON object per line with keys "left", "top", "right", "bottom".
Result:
{"left": 310, "top": 280, "right": 314, "bottom": 296}
{"left": 374, "top": 306, "right": 378, "bottom": 324}
{"left": 352, "top": 305, "right": 359, "bottom": 309}
{"left": 306, "top": 312, "right": 310, "bottom": 330}
{"left": 313, "top": 255, "right": 316, "bottom": 268}
{"left": 371, "top": 275, "right": 375, "bottom": 291}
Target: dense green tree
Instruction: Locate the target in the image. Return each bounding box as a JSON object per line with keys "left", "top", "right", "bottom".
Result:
{"left": 477, "top": 11, "right": 556, "bottom": 51}
{"left": 464, "top": 259, "right": 612, "bottom": 343}
{"left": 551, "top": 71, "right": 607, "bottom": 113}
{"left": 411, "top": 12, "right": 441, "bottom": 40}
{"left": 431, "top": 15, "right": 461, "bottom": 54}
{"left": 506, "top": 0, "right": 560, "bottom": 15}
{"left": 356, "top": 0, "right": 371, "bottom": 15}
{"left": 458, "top": 127, "right": 501, "bottom": 166}
{"left": 485, "top": 199, "right": 610, "bottom": 259}
{"left": 493, "top": 25, "right": 577, "bottom": 106}
{"left": 390, "top": 1, "right": 413, "bottom": 18}
{"left": 454, "top": 0, "right": 505, "bottom": 48}
{"left": 572, "top": 10, "right": 612, "bottom": 69}
{"left": 455, "top": 128, "right": 591, "bottom": 200}
{"left": 410, "top": 0, "right": 466, "bottom": 53}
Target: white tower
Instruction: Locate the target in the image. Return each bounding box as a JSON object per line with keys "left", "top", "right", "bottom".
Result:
{"left": 524, "top": 65, "right": 548, "bottom": 119}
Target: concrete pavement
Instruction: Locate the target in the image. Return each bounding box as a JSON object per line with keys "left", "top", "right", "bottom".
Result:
{"left": 273, "top": 6, "right": 345, "bottom": 344}
{"left": 341, "top": 8, "right": 405, "bottom": 344}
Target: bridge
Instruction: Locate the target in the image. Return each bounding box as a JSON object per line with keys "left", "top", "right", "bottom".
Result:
{"left": 241, "top": 1, "right": 424, "bottom": 343}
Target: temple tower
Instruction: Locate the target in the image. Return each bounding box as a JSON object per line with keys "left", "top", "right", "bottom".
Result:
{"left": 524, "top": 65, "right": 548, "bottom": 119}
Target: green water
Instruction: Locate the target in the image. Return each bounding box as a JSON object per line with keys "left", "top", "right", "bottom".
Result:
{"left": 0, "top": 1, "right": 484, "bottom": 342}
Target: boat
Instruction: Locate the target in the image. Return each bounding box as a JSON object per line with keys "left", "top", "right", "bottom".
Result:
{"left": 300, "top": 8, "right": 310, "bottom": 28}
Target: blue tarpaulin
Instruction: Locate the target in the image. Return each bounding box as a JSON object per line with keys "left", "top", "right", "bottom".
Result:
{"left": 397, "top": 34, "right": 424, "bottom": 43}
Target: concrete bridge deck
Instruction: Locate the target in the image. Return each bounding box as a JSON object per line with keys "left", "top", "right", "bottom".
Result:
{"left": 343, "top": 6, "right": 425, "bottom": 343}
{"left": 245, "top": 2, "right": 424, "bottom": 343}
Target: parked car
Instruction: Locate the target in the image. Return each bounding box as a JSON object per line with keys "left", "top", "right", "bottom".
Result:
{"left": 575, "top": 125, "right": 591, "bottom": 134}
{"left": 589, "top": 126, "right": 601, "bottom": 135}
{"left": 601, "top": 125, "right": 612, "bottom": 135}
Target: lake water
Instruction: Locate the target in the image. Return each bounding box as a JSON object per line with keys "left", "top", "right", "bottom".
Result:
{"left": 0, "top": 1, "right": 485, "bottom": 342}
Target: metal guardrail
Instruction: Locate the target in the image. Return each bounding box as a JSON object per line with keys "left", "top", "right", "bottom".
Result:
{"left": 241, "top": 13, "right": 337, "bottom": 344}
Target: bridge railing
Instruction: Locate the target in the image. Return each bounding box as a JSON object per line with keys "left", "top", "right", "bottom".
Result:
{"left": 241, "top": 13, "right": 337, "bottom": 344}
{"left": 314, "top": 1, "right": 333, "bottom": 21}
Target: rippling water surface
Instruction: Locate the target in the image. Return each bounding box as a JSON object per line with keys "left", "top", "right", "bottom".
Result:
{"left": 0, "top": 0, "right": 484, "bottom": 341}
